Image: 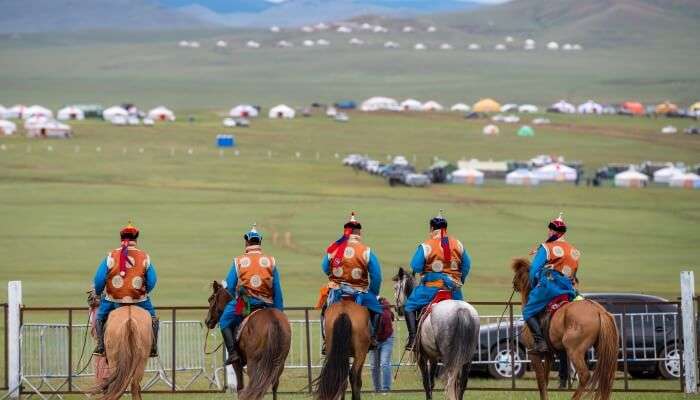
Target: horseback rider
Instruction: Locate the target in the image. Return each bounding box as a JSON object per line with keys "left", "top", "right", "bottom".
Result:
{"left": 219, "top": 224, "right": 284, "bottom": 365}
{"left": 523, "top": 212, "right": 579, "bottom": 354}
{"left": 91, "top": 221, "right": 159, "bottom": 357}
{"left": 321, "top": 212, "right": 383, "bottom": 350}
{"left": 403, "top": 210, "right": 471, "bottom": 350}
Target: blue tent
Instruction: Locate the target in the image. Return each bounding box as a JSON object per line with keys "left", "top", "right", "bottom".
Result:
{"left": 334, "top": 100, "right": 356, "bottom": 110}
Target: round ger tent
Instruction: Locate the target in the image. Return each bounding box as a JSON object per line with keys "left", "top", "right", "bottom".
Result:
{"left": 450, "top": 103, "right": 470, "bottom": 113}
{"left": 422, "top": 101, "right": 444, "bottom": 112}
{"left": 669, "top": 173, "right": 700, "bottom": 189}
{"left": 535, "top": 163, "right": 577, "bottom": 182}
{"left": 614, "top": 168, "right": 649, "bottom": 188}
{"left": 621, "top": 101, "right": 645, "bottom": 115}
{"left": 689, "top": 102, "right": 700, "bottom": 114}
{"left": 577, "top": 100, "right": 603, "bottom": 114}
{"left": 23, "top": 105, "right": 53, "bottom": 119}
{"left": 482, "top": 124, "right": 500, "bottom": 135}
{"left": 451, "top": 168, "right": 484, "bottom": 185}
{"left": 655, "top": 101, "right": 678, "bottom": 115}
{"left": 400, "top": 99, "right": 422, "bottom": 111}
{"left": 653, "top": 165, "right": 684, "bottom": 183}
{"left": 268, "top": 104, "right": 295, "bottom": 119}
{"left": 551, "top": 100, "right": 575, "bottom": 114}
{"left": 147, "top": 106, "right": 175, "bottom": 121}
{"left": 473, "top": 98, "right": 501, "bottom": 113}
{"left": 517, "top": 125, "right": 535, "bottom": 137}
{"left": 0, "top": 120, "right": 17, "bottom": 135}
{"left": 103, "top": 106, "right": 129, "bottom": 121}
{"left": 230, "top": 105, "right": 259, "bottom": 118}
{"left": 361, "top": 97, "right": 399, "bottom": 112}
{"left": 57, "top": 106, "right": 85, "bottom": 121}
{"left": 506, "top": 169, "right": 539, "bottom": 186}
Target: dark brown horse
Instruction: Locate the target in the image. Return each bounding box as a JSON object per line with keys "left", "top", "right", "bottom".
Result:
{"left": 205, "top": 281, "right": 291, "bottom": 400}
{"left": 511, "top": 258, "right": 618, "bottom": 400}
{"left": 314, "top": 300, "right": 370, "bottom": 400}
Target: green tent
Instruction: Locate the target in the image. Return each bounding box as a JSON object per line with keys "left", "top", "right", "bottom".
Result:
{"left": 517, "top": 125, "right": 535, "bottom": 137}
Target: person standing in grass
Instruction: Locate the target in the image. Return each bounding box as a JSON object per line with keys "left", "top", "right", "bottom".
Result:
{"left": 371, "top": 297, "right": 395, "bottom": 393}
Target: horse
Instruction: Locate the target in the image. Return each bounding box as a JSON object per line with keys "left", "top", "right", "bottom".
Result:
{"left": 314, "top": 299, "right": 370, "bottom": 400}
{"left": 91, "top": 306, "right": 151, "bottom": 400}
{"left": 511, "top": 258, "right": 618, "bottom": 400}
{"left": 205, "top": 280, "right": 291, "bottom": 400}
{"left": 393, "top": 267, "right": 480, "bottom": 400}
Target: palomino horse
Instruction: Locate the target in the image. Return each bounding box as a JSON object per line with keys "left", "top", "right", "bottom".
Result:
{"left": 91, "top": 306, "right": 151, "bottom": 400}
{"left": 205, "top": 281, "right": 291, "bottom": 400}
{"left": 511, "top": 258, "right": 618, "bottom": 400}
{"left": 393, "top": 267, "right": 480, "bottom": 400}
{"left": 314, "top": 299, "right": 370, "bottom": 400}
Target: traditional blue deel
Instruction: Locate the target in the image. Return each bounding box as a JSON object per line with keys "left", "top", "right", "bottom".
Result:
{"left": 216, "top": 134, "right": 235, "bottom": 148}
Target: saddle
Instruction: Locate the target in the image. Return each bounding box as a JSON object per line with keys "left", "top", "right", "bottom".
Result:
{"left": 539, "top": 295, "right": 571, "bottom": 351}
{"left": 418, "top": 290, "right": 453, "bottom": 323}
{"left": 234, "top": 308, "right": 264, "bottom": 341}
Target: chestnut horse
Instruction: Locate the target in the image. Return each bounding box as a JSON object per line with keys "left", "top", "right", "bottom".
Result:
{"left": 205, "top": 281, "right": 291, "bottom": 400}
{"left": 314, "top": 300, "right": 370, "bottom": 400}
{"left": 511, "top": 258, "right": 618, "bottom": 400}
{"left": 91, "top": 306, "right": 151, "bottom": 400}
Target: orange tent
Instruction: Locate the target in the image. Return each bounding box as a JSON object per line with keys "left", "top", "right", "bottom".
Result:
{"left": 655, "top": 101, "right": 678, "bottom": 115}
{"left": 621, "top": 101, "right": 645, "bottom": 115}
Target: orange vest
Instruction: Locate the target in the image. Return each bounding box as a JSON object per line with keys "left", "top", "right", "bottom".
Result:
{"left": 105, "top": 246, "right": 150, "bottom": 303}
{"left": 327, "top": 235, "right": 370, "bottom": 291}
{"left": 542, "top": 240, "right": 580, "bottom": 279}
{"left": 422, "top": 232, "right": 464, "bottom": 287}
{"left": 235, "top": 246, "right": 276, "bottom": 303}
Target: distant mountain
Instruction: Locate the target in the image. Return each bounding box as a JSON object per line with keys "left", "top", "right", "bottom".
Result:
{"left": 168, "top": 0, "right": 483, "bottom": 27}
{"left": 435, "top": 0, "right": 700, "bottom": 44}
{"left": 0, "top": 0, "right": 208, "bottom": 33}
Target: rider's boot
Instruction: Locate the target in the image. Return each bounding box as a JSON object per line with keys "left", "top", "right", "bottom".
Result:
{"left": 92, "top": 318, "right": 106, "bottom": 356}
{"left": 149, "top": 317, "right": 159, "bottom": 357}
{"left": 369, "top": 311, "right": 380, "bottom": 350}
{"left": 222, "top": 326, "right": 240, "bottom": 365}
{"left": 404, "top": 308, "right": 417, "bottom": 351}
{"left": 320, "top": 306, "right": 327, "bottom": 356}
{"left": 525, "top": 317, "right": 549, "bottom": 354}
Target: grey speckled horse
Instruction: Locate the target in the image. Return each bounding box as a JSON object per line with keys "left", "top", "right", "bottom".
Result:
{"left": 393, "top": 267, "right": 480, "bottom": 400}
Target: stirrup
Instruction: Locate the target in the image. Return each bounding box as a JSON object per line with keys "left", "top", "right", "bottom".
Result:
{"left": 92, "top": 346, "right": 105, "bottom": 357}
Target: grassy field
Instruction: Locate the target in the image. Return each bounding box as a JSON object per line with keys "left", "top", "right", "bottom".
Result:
{"left": 0, "top": 110, "right": 699, "bottom": 399}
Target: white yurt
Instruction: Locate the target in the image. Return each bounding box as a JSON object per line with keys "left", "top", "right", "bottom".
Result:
{"left": 103, "top": 106, "right": 128, "bottom": 121}
{"left": 427, "top": 26, "right": 437, "bottom": 33}
{"left": 451, "top": 103, "right": 471, "bottom": 113}
{"left": 494, "top": 44, "right": 506, "bottom": 51}
{"left": 349, "top": 38, "right": 364, "bottom": 45}
{"left": 467, "top": 43, "right": 481, "bottom": 50}
{"left": 551, "top": 100, "right": 576, "bottom": 114}
{"left": 562, "top": 43, "right": 573, "bottom": 51}
{"left": 270, "top": 26, "right": 281, "bottom": 33}
{"left": 147, "top": 106, "right": 175, "bottom": 122}
{"left": 535, "top": 163, "right": 577, "bottom": 182}
{"left": 216, "top": 40, "right": 227, "bottom": 48}
{"left": 189, "top": 41, "right": 200, "bottom": 48}
{"left": 361, "top": 97, "right": 400, "bottom": 112}
{"left": 361, "top": 23, "right": 372, "bottom": 30}
{"left": 7, "top": 105, "right": 27, "bottom": 119}
{"left": 0, "top": 120, "right": 17, "bottom": 135}
{"left": 451, "top": 168, "right": 484, "bottom": 185}
{"left": 422, "top": 101, "right": 444, "bottom": 112}
{"left": 384, "top": 41, "right": 399, "bottom": 48}
{"left": 268, "top": 104, "right": 295, "bottom": 119}
{"left": 653, "top": 165, "right": 684, "bottom": 183}
{"left": 439, "top": 43, "right": 453, "bottom": 50}
{"left": 316, "top": 39, "right": 330, "bottom": 46}
{"left": 24, "top": 115, "right": 50, "bottom": 129}
{"left": 518, "top": 104, "right": 539, "bottom": 113}
{"left": 614, "top": 168, "right": 649, "bottom": 188}
{"left": 301, "top": 26, "right": 314, "bottom": 33}
{"left": 524, "top": 39, "right": 536, "bottom": 50}
{"left": 503, "top": 115, "right": 520, "bottom": 123}
{"left": 337, "top": 26, "right": 352, "bottom": 33}
{"left": 326, "top": 106, "right": 337, "bottom": 117}
{"left": 26, "top": 120, "right": 71, "bottom": 138}
{"left": 403, "top": 26, "right": 414, "bottom": 33}
{"left": 414, "top": 43, "right": 426, "bottom": 50}
{"left": 572, "top": 44, "right": 583, "bottom": 50}
{"left": 661, "top": 125, "right": 678, "bottom": 134}
{"left": 400, "top": 99, "right": 423, "bottom": 111}
{"left": 178, "top": 40, "right": 190, "bottom": 47}
{"left": 222, "top": 118, "right": 237, "bottom": 127}
{"left": 277, "top": 40, "right": 293, "bottom": 48}
{"left": 547, "top": 41, "right": 559, "bottom": 50}
{"left": 246, "top": 41, "right": 261, "bottom": 49}
{"left": 303, "top": 40, "right": 315, "bottom": 47}
{"left": 373, "top": 25, "right": 387, "bottom": 33}
{"left": 315, "top": 22, "right": 329, "bottom": 30}
{"left": 230, "top": 105, "right": 258, "bottom": 118}
{"left": 24, "top": 105, "right": 53, "bottom": 119}
{"left": 57, "top": 106, "right": 85, "bottom": 120}
{"left": 500, "top": 104, "right": 518, "bottom": 112}
{"left": 669, "top": 173, "right": 700, "bottom": 189}
{"left": 110, "top": 115, "right": 128, "bottom": 125}
{"left": 506, "top": 169, "right": 539, "bottom": 186}
{"left": 483, "top": 124, "right": 500, "bottom": 135}
{"left": 577, "top": 100, "right": 603, "bottom": 114}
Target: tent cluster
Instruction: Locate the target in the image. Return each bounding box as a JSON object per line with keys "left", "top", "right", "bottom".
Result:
{"left": 548, "top": 100, "right": 700, "bottom": 117}
{"left": 0, "top": 104, "right": 73, "bottom": 138}
{"left": 102, "top": 105, "right": 175, "bottom": 125}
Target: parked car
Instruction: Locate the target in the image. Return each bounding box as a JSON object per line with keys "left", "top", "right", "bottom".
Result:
{"left": 473, "top": 293, "right": 681, "bottom": 379}
{"left": 342, "top": 154, "right": 366, "bottom": 167}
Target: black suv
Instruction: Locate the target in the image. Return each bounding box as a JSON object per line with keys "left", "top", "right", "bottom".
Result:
{"left": 472, "top": 293, "right": 681, "bottom": 380}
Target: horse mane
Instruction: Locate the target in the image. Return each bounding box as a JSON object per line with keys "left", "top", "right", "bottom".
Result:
{"left": 511, "top": 257, "right": 531, "bottom": 299}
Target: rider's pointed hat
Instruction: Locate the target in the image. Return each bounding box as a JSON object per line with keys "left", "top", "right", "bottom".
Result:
{"left": 119, "top": 220, "right": 139, "bottom": 240}
{"left": 244, "top": 223, "right": 262, "bottom": 241}
{"left": 343, "top": 211, "right": 362, "bottom": 230}
{"left": 548, "top": 212, "right": 567, "bottom": 233}
{"left": 429, "top": 209, "right": 448, "bottom": 230}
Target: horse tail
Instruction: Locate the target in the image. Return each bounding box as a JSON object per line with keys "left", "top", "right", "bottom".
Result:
{"left": 92, "top": 308, "right": 148, "bottom": 400}
{"left": 587, "top": 309, "right": 618, "bottom": 400}
{"left": 239, "top": 313, "right": 290, "bottom": 400}
{"left": 438, "top": 306, "right": 479, "bottom": 400}
{"left": 313, "top": 312, "right": 352, "bottom": 400}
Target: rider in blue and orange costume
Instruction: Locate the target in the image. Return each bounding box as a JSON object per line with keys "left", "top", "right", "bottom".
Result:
{"left": 92, "top": 221, "right": 159, "bottom": 357}
{"left": 403, "top": 210, "right": 471, "bottom": 350}
{"left": 321, "top": 212, "right": 383, "bottom": 351}
{"left": 523, "top": 213, "right": 580, "bottom": 388}
{"left": 219, "top": 224, "right": 284, "bottom": 365}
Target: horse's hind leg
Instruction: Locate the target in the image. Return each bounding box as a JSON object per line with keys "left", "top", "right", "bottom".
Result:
{"left": 272, "top": 377, "right": 280, "bottom": 400}
{"left": 130, "top": 381, "right": 141, "bottom": 400}
{"left": 349, "top": 357, "right": 365, "bottom": 400}
{"left": 569, "top": 350, "right": 590, "bottom": 400}
{"left": 530, "top": 353, "right": 549, "bottom": 400}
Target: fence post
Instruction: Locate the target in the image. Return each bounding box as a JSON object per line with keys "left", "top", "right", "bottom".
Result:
{"left": 7, "top": 281, "right": 22, "bottom": 399}
{"left": 681, "top": 271, "right": 697, "bottom": 394}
